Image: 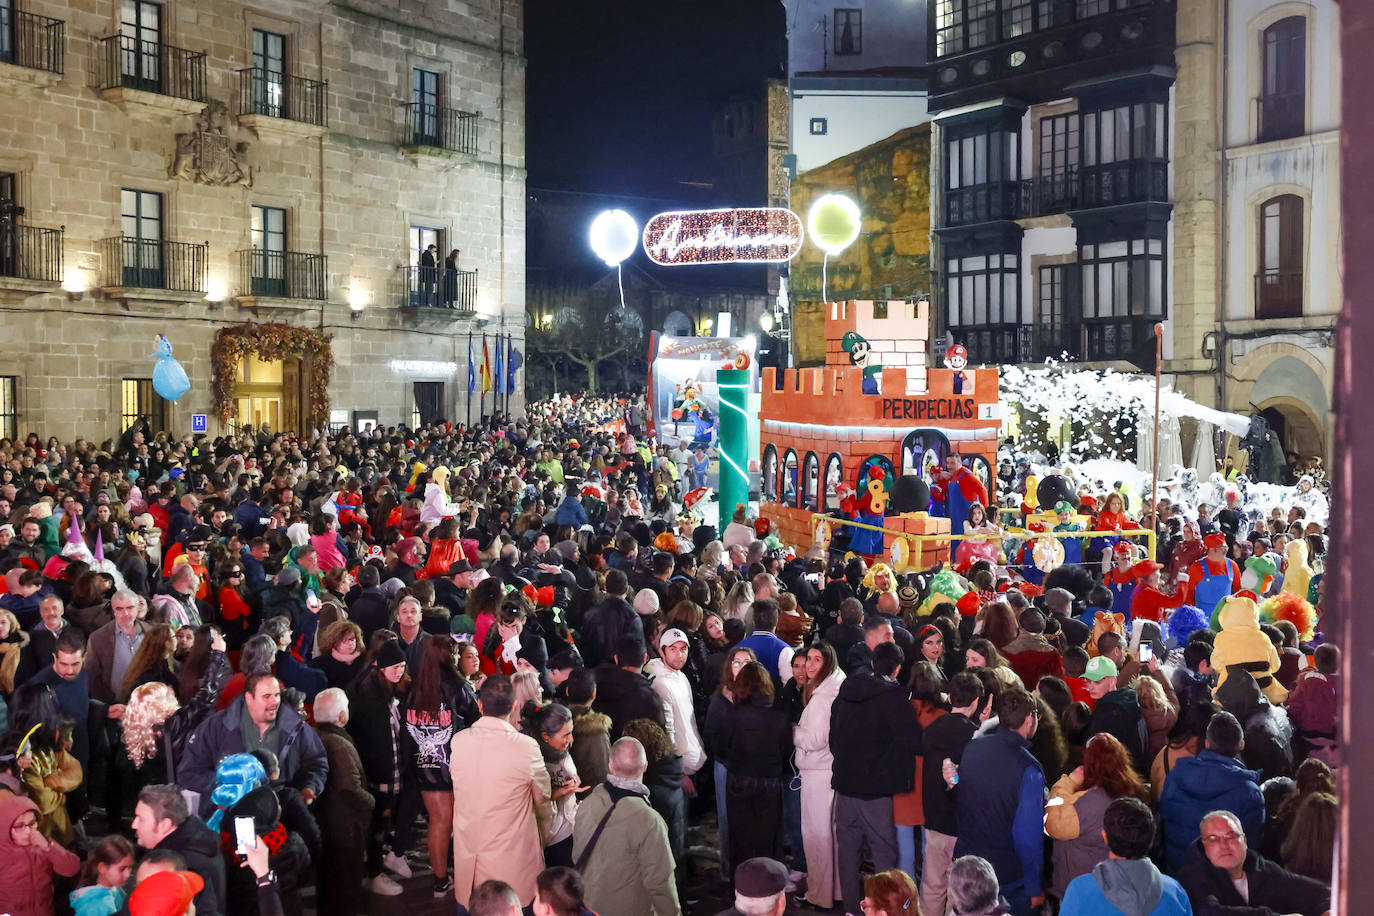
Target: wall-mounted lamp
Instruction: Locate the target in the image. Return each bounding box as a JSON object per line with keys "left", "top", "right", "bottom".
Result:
{"left": 759, "top": 312, "right": 774, "bottom": 332}
{"left": 700, "top": 318, "right": 713, "bottom": 335}
{"left": 62, "top": 267, "right": 86, "bottom": 302}
{"left": 347, "top": 286, "right": 368, "bottom": 320}
{"left": 1201, "top": 331, "right": 1219, "bottom": 360}
{"left": 205, "top": 278, "right": 228, "bottom": 308}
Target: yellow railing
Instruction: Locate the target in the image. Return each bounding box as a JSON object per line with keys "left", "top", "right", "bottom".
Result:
{"left": 811, "top": 512, "right": 1156, "bottom": 574}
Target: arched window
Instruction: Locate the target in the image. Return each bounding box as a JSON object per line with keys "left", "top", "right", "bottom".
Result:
{"left": 901, "top": 429, "right": 952, "bottom": 483}
{"left": 762, "top": 445, "right": 778, "bottom": 502}
{"left": 823, "top": 453, "right": 844, "bottom": 511}
{"left": 802, "top": 451, "right": 820, "bottom": 511}
{"left": 782, "top": 450, "right": 799, "bottom": 507}
{"left": 1257, "top": 194, "right": 1303, "bottom": 319}
{"left": 1259, "top": 17, "right": 1305, "bottom": 142}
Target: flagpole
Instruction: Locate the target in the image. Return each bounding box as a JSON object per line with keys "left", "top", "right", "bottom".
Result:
{"left": 466, "top": 329, "right": 473, "bottom": 432}
{"left": 481, "top": 333, "right": 487, "bottom": 425}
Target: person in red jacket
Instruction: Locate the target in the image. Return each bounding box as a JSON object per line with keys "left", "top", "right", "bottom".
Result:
{"left": 1128, "top": 560, "right": 1187, "bottom": 624}
{"left": 1001, "top": 608, "right": 1065, "bottom": 687}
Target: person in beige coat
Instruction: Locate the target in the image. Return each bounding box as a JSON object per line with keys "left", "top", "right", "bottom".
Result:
{"left": 793, "top": 643, "right": 845, "bottom": 909}
{"left": 449, "top": 675, "right": 553, "bottom": 909}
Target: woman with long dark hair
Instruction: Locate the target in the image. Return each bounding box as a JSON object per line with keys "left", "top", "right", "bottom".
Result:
{"left": 1045, "top": 733, "right": 1149, "bottom": 901}
{"left": 213, "top": 562, "right": 256, "bottom": 653}
{"left": 400, "top": 634, "right": 478, "bottom": 897}
{"left": 174, "top": 625, "right": 230, "bottom": 706}
{"left": 714, "top": 660, "right": 790, "bottom": 871}
{"left": 519, "top": 701, "right": 581, "bottom": 867}
{"left": 345, "top": 638, "right": 412, "bottom": 894}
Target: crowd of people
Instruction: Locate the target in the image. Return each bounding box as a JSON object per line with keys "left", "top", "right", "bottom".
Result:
{"left": 0, "top": 396, "right": 1339, "bottom": 916}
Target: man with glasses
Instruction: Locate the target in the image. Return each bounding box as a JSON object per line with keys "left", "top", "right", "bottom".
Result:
{"left": 1178, "top": 810, "right": 1329, "bottom": 915}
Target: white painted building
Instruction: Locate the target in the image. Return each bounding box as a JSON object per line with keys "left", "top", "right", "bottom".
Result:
{"left": 781, "top": 0, "right": 930, "bottom": 175}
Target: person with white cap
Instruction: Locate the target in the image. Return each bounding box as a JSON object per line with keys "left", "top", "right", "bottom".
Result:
{"left": 645, "top": 627, "right": 706, "bottom": 791}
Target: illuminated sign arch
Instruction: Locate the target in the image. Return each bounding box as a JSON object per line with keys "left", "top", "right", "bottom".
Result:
{"left": 642, "top": 207, "right": 804, "bottom": 266}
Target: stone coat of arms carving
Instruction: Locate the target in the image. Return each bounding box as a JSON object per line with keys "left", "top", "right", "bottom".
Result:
{"left": 171, "top": 101, "right": 252, "bottom": 188}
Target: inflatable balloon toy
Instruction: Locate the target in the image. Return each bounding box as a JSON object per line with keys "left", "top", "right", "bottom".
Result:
{"left": 808, "top": 192, "right": 861, "bottom": 301}
{"left": 954, "top": 534, "right": 1000, "bottom": 574}
{"left": 150, "top": 334, "right": 190, "bottom": 402}
{"left": 1036, "top": 475, "right": 1078, "bottom": 514}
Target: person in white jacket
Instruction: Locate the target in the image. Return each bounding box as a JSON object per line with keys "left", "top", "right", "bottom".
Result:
{"left": 420, "top": 465, "right": 462, "bottom": 526}
{"left": 794, "top": 641, "right": 846, "bottom": 909}
{"left": 645, "top": 628, "right": 706, "bottom": 786}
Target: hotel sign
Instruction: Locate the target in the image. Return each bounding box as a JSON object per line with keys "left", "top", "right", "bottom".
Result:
{"left": 643, "top": 207, "right": 804, "bottom": 266}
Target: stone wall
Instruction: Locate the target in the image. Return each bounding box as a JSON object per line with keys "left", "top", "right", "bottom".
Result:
{"left": 0, "top": 0, "right": 525, "bottom": 441}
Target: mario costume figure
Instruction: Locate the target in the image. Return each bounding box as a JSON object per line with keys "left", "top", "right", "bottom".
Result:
{"left": 840, "top": 469, "right": 890, "bottom": 559}
{"left": 945, "top": 343, "right": 973, "bottom": 395}
{"left": 931, "top": 453, "right": 988, "bottom": 522}
{"left": 1128, "top": 559, "right": 1188, "bottom": 624}
{"left": 1185, "top": 532, "right": 1242, "bottom": 615}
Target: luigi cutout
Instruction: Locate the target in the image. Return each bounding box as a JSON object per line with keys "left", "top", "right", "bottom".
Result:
{"left": 842, "top": 331, "right": 882, "bottom": 394}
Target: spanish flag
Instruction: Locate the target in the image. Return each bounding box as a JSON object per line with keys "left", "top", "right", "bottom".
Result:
{"left": 480, "top": 338, "right": 493, "bottom": 395}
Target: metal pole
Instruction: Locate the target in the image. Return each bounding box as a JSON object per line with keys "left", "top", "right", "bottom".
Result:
{"left": 466, "top": 329, "right": 473, "bottom": 432}
{"left": 1151, "top": 322, "right": 1164, "bottom": 529}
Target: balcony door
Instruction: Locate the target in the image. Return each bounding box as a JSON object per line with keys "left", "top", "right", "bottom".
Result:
{"left": 1260, "top": 17, "right": 1305, "bottom": 142}
{"left": 1258, "top": 194, "right": 1303, "bottom": 319}
{"left": 0, "top": 172, "right": 15, "bottom": 279}
{"left": 251, "top": 29, "right": 286, "bottom": 118}
{"left": 251, "top": 205, "right": 287, "bottom": 296}
{"left": 1037, "top": 114, "right": 1078, "bottom": 212}
{"left": 0, "top": 0, "right": 13, "bottom": 65}
{"left": 412, "top": 68, "right": 441, "bottom": 146}
{"left": 412, "top": 382, "right": 444, "bottom": 427}
{"left": 120, "top": 0, "right": 162, "bottom": 92}
{"left": 409, "top": 224, "right": 443, "bottom": 306}
{"left": 121, "top": 188, "right": 163, "bottom": 288}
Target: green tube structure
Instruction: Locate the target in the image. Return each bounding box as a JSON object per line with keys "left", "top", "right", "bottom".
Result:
{"left": 715, "top": 368, "right": 750, "bottom": 533}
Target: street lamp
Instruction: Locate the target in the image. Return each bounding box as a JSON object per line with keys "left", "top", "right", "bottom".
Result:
{"left": 760, "top": 312, "right": 774, "bottom": 332}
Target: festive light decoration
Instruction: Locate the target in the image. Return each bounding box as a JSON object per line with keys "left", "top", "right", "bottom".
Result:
{"left": 642, "top": 208, "right": 804, "bottom": 266}
{"left": 389, "top": 360, "right": 458, "bottom": 375}
{"left": 212, "top": 322, "right": 333, "bottom": 428}
{"left": 589, "top": 210, "right": 638, "bottom": 267}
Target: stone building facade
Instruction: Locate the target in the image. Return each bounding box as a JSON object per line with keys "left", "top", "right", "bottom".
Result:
{"left": 1167, "top": 0, "right": 1340, "bottom": 462}
{"left": 0, "top": 0, "right": 525, "bottom": 443}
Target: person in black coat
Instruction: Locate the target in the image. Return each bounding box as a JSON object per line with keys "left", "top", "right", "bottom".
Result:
{"left": 714, "top": 661, "right": 792, "bottom": 874}
{"left": 591, "top": 634, "right": 666, "bottom": 739}
{"left": 1176, "top": 817, "right": 1329, "bottom": 916}
{"left": 345, "top": 565, "right": 391, "bottom": 642}
{"left": 828, "top": 643, "right": 921, "bottom": 915}
{"left": 577, "top": 570, "right": 643, "bottom": 669}
{"left": 826, "top": 597, "right": 865, "bottom": 665}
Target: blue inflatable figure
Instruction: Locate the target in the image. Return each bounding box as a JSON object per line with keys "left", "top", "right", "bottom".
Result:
{"left": 151, "top": 334, "right": 191, "bottom": 402}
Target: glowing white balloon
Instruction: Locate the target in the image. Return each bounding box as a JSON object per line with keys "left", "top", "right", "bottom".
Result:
{"left": 807, "top": 193, "right": 862, "bottom": 256}
{"left": 589, "top": 209, "right": 639, "bottom": 267}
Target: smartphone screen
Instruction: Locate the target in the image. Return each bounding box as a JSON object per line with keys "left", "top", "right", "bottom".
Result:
{"left": 234, "top": 815, "right": 257, "bottom": 852}
{"left": 1138, "top": 643, "right": 1154, "bottom": 663}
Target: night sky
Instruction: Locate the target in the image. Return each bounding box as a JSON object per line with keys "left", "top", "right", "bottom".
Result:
{"left": 525, "top": 0, "right": 786, "bottom": 197}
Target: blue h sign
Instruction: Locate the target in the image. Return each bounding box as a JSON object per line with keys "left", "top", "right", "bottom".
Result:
{"left": 191, "top": 414, "right": 207, "bottom": 433}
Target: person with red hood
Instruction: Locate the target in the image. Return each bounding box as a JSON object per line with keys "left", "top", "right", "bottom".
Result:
{"left": 0, "top": 794, "right": 81, "bottom": 916}
{"left": 1184, "top": 533, "right": 1242, "bottom": 614}
{"left": 1129, "top": 560, "right": 1187, "bottom": 624}
{"left": 128, "top": 870, "right": 205, "bottom": 916}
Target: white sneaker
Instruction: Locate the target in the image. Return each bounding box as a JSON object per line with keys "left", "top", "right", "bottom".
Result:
{"left": 382, "top": 850, "right": 413, "bottom": 879}
{"left": 369, "top": 874, "right": 403, "bottom": 896}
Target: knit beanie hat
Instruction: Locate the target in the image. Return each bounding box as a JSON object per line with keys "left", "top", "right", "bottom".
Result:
{"left": 128, "top": 871, "right": 204, "bottom": 916}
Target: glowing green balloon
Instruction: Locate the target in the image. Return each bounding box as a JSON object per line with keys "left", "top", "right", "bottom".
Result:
{"left": 807, "top": 193, "right": 862, "bottom": 255}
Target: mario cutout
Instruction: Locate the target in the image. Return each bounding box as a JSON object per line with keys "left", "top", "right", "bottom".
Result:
{"left": 840, "top": 468, "right": 890, "bottom": 559}
{"left": 842, "top": 330, "right": 882, "bottom": 395}
{"left": 945, "top": 343, "right": 973, "bottom": 395}
{"left": 1212, "top": 595, "right": 1288, "bottom": 704}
